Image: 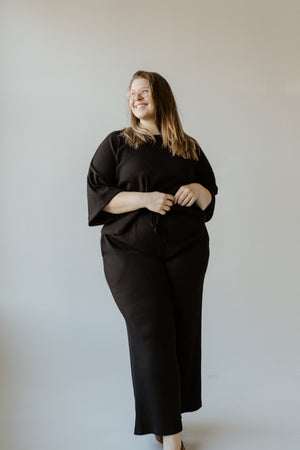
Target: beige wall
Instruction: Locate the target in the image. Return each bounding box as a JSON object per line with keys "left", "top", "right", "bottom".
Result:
{"left": 1, "top": 1, "right": 299, "bottom": 449}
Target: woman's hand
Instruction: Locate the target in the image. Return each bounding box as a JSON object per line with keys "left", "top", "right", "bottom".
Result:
{"left": 144, "top": 192, "right": 175, "bottom": 215}
{"left": 173, "top": 183, "right": 202, "bottom": 207}
{"left": 174, "top": 183, "right": 212, "bottom": 210}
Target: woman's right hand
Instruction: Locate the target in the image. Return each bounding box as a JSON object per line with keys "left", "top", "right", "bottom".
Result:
{"left": 144, "top": 192, "right": 175, "bottom": 215}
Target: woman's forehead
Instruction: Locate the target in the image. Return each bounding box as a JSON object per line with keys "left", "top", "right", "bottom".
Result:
{"left": 131, "top": 78, "right": 150, "bottom": 89}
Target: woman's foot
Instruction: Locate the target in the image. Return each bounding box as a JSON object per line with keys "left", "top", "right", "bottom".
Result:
{"left": 162, "top": 432, "right": 182, "bottom": 450}
{"left": 155, "top": 434, "right": 163, "bottom": 444}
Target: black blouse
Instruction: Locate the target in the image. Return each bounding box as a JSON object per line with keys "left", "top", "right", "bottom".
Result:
{"left": 87, "top": 130, "right": 218, "bottom": 234}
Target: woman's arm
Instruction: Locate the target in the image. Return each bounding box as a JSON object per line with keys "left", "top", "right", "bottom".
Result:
{"left": 173, "top": 146, "right": 218, "bottom": 221}
{"left": 103, "top": 191, "right": 175, "bottom": 215}
{"left": 193, "top": 145, "right": 218, "bottom": 221}
{"left": 103, "top": 191, "right": 148, "bottom": 214}
{"left": 194, "top": 184, "right": 213, "bottom": 211}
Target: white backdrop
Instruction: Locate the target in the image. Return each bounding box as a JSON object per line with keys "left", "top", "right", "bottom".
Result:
{"left": 1, "top": 1, "right": 299, "bottom": 449}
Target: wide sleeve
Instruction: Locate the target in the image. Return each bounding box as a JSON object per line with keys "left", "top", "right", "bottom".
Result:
{"left": 195, "top": 145, "right": 218, "bottom": 222}
{"left": 87, "top": 134, "right": 123, "bottom": 227}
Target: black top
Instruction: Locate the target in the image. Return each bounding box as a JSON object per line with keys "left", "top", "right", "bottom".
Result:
{"left": 87, "top": 129, "right": 218, "bottom": 234}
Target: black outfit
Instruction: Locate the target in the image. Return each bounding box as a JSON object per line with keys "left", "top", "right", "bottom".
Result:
{"left": 87, "top": 130, "right": 218, "bottom": 436}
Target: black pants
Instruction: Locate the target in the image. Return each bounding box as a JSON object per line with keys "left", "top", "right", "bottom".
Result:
{"left": 100, "top": 210, "right": 210, "bottom": 436}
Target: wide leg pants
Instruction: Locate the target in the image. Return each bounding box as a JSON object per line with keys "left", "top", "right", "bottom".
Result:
{"left": 100, "top": 210, "right": 210, "bottom": 436}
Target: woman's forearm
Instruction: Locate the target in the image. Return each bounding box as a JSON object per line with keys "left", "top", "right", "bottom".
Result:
{"left": 195, "top": 184, "right": 212, "bottom": 211}
{"left": 103, "top": 191, "right": 148, "bottom": 214}
{"left": 103, "top": 185, "right": 212, "bottom": 215}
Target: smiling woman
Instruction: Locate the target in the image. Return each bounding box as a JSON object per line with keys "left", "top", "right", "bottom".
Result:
{"left": 86, "top": 70, "right": 218, "bottom": 450}
{"left": 127, "top": 79, "right": 160, "bottom": 135}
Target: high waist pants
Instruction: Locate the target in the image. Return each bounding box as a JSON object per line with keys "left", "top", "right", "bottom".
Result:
{"left": 100, "top": 210, "right": 210, "bottom": 436}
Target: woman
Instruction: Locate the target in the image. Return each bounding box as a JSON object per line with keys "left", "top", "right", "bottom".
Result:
{"left": 87, "top": 70, "right": 218, "bottom": 450}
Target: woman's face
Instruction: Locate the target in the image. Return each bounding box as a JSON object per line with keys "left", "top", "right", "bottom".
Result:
{"left": 127, "top": 78, "right": 156, "bottom": 122}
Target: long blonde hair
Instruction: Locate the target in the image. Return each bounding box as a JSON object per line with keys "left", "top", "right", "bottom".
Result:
{"left": 118, "top": 70, "right": 201, "bottom": 161}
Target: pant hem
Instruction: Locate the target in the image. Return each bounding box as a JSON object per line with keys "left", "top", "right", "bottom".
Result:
{"left": 134, "top": 424, "right": 183, "bottom": 436}
{"left": 181, "top": 402, "right": 202, "bottom": 414}
{"left": 133, "top": 403, "right": 202, "bottom": 435}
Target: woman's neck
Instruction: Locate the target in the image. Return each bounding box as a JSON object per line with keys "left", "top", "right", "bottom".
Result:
{"left": 139, "top": 120, "right": 160, "bottom": 135}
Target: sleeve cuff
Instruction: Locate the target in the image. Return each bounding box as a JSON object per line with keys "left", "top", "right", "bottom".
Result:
{"left": 88, "top": 186, "right": 123, "bottom": 227}
{"left": 202, "top": 189, "right": 216, "bottom": 223}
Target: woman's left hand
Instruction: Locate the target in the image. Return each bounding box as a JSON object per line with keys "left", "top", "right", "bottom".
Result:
{"left": 173, "top": 183, "right": 202, "bottom": 207}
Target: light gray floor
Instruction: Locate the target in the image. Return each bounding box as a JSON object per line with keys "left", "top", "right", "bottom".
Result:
{"left": 103, "top": 372, "right": 299, "bottom": 450}
{"left": 0, "top": 308, "right": 299, "bottom": 450}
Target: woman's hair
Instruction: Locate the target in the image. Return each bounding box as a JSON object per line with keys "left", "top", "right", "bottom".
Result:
{"left": 118, "top": 70, "right": 201, "bottom": 161}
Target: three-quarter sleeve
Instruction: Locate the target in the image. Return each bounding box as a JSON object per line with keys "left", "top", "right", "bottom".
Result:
{"left": 87, "top": 134, "right": 123, "bottom": 227}
{"left": 195, "top": 145, "right": 218, "bottom": 222}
